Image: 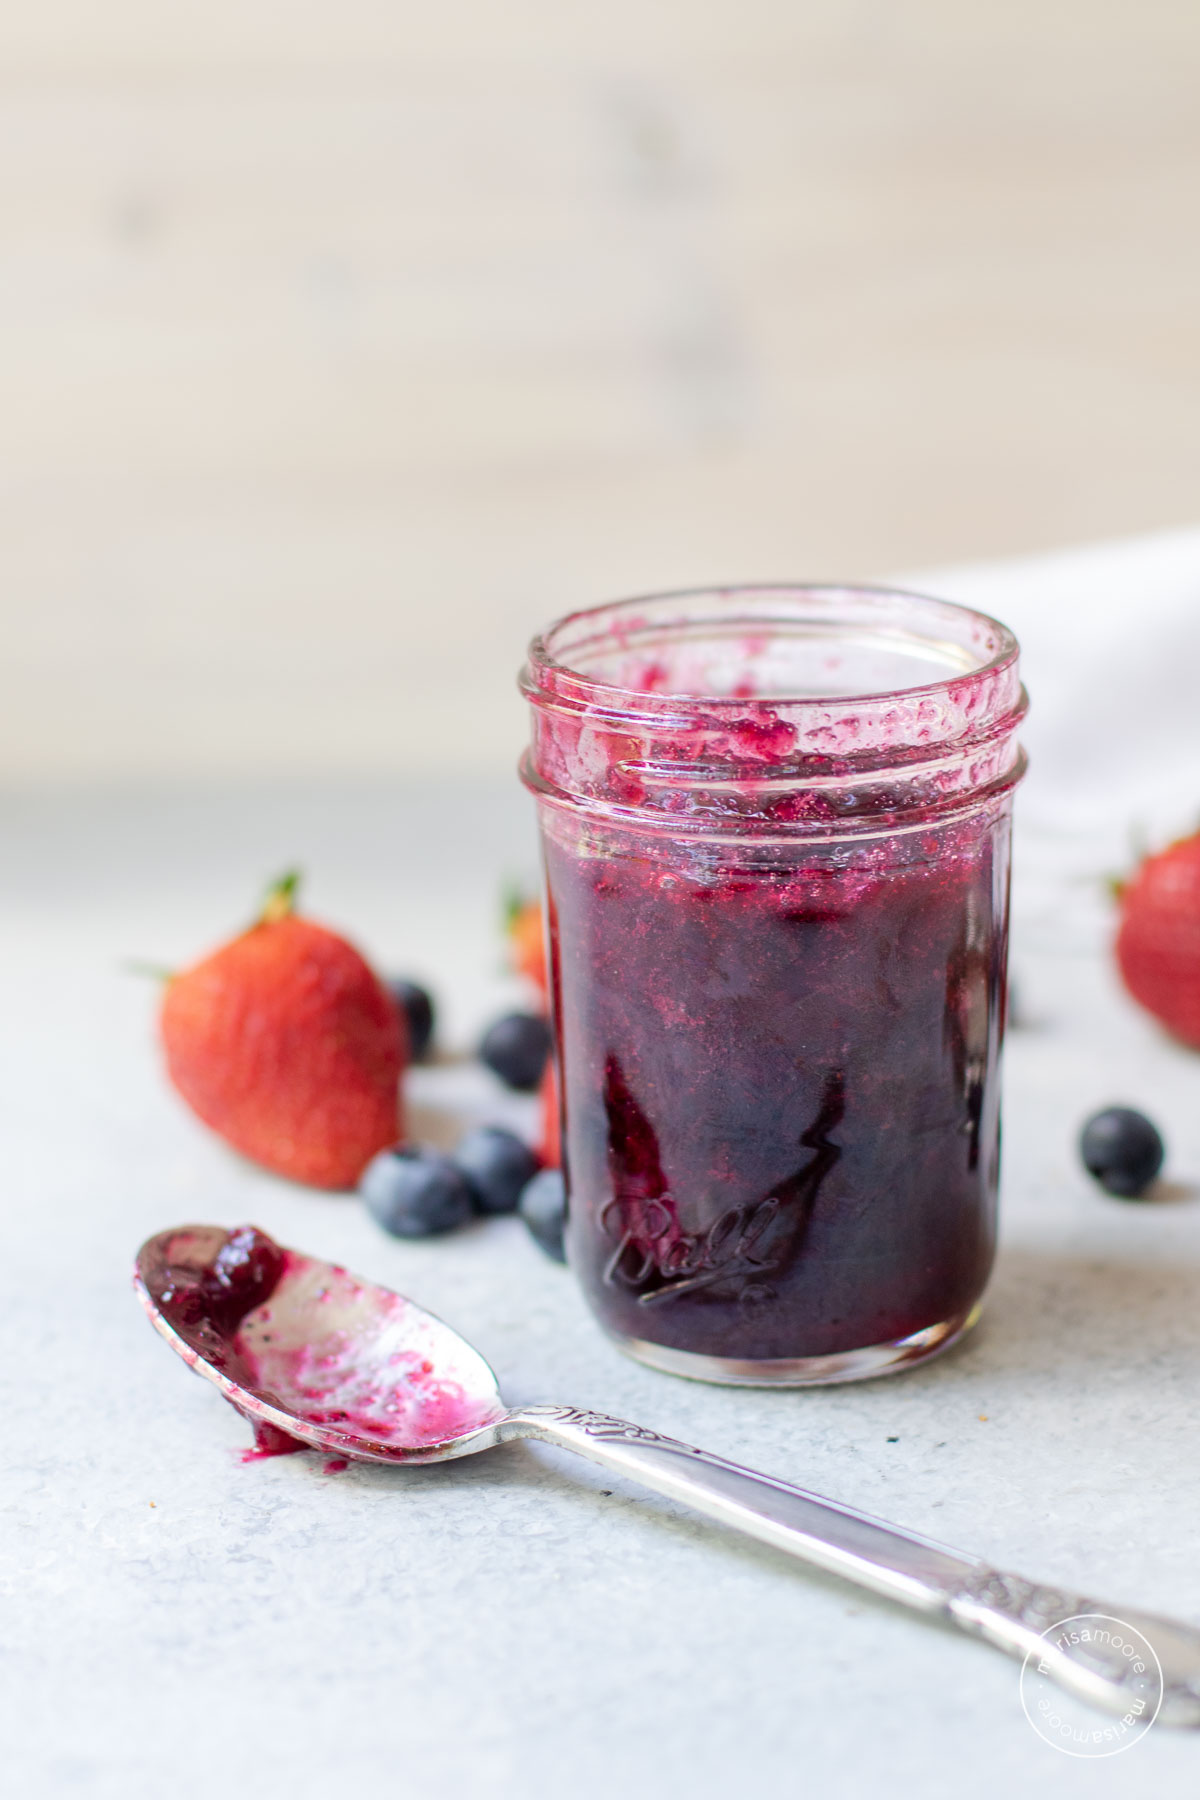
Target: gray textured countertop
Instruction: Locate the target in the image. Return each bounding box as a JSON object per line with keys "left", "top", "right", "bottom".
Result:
{"left": 7, "top": 539, "right": 1200, "bottom": 1797}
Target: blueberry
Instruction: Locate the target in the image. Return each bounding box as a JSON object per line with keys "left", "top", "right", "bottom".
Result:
{"left": 479, "top": 1011, "right": 552, "bottom": 1091}
{"left": 359, "top": 1147, "right": 475, "bottom": 1237}
{"left": 518, "top": 1168, "right": 567, "bottom": 1262}
{"left": 388, "top": 978, "right": 436, "bottom": 1062}
{"left": 1079, "top": 1107, "right": 1165, "bottom": 1199}
{"left": 454, "top": 1125, "right": 539, "bottom": 1216}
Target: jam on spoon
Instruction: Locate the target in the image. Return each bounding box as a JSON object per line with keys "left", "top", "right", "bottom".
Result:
{"left": 142, "top": 1225, "right": 504, "bottom": 1454}
{"left": 135, "top": 1224, "right": 1200, "bottom": 1728}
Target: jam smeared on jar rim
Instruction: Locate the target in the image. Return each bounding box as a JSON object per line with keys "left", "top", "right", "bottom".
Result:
{"left": 523, "top": 587, "right": 1026, "bottom": 840}
{"left": 146, "top": 1225, "right": 502, "bottom": 1458}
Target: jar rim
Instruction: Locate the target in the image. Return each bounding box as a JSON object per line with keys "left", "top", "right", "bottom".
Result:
{"left": 521, "top": 583, "right": 1026, "bottom": 841}
{"left": 523, "top": 581, "right": 1019, "bottom": 720}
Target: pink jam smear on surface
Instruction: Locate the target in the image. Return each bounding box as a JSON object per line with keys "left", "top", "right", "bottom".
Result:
{"left": 240, "top": 1418, "right": 309, "bottom": 1462}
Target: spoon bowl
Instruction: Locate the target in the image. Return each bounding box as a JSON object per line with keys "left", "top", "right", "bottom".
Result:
{"left": 135, "top": 1224, "right": 508, "bottom": 1461}
{"left": 136, "top": 1223, "right": 1200, "bottom": 1728}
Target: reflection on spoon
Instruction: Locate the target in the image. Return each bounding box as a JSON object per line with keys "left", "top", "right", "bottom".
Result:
{"left": 136, "top": 1224, "right": 1200, "bottom": 1728}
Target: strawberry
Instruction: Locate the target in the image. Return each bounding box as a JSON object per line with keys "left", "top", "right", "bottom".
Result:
{"left": 506, "top": 890, "right": 558, "bottom": 1163}
{"left": 537, "top": 1059, "right": 561, "bottom": 1169}
{"left": 1115, "top": 830, "right": 1200, "bottom": 1049}
{"left": 160, "top": 872, "right": 406, "bottom": 1188}
{"left": 506, "top": 893, "right": 549, "bottom": 997}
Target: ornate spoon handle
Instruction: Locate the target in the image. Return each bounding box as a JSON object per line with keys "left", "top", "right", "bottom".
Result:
{"left": 504, "top": 1405, "right": 1200, "bottom": 1726}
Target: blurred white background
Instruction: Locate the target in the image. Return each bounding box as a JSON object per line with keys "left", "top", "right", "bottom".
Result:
{"left": 1, "top": 0, "right": 1199, "bottom": 784}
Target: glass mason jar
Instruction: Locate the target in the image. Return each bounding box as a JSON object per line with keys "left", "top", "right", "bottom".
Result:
{"left": 520, "top": 586, "right": 1026, "bottom": 1385}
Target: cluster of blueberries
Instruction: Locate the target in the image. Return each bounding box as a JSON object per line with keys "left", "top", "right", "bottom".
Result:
{"left": 360, "top": 979, "right": 565, "bottom": 1262}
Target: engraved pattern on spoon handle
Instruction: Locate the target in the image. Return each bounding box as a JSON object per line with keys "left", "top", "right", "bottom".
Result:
{"left": 506, "top": 1406, "right": 1200, "bottom": 1726}
{"left": 947, "top": 1568, "right": 1200, "bottom": 1726}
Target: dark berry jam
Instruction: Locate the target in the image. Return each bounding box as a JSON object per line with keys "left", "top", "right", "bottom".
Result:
{"left": 150, "top": 1224, "right": 292, "bottom": 1405}
{"left": 158, "top": 1225, "right": 286, "bottom": 1339}
{"left": 522, "top": 585, "right": 1025, "bottom": 1379}
{"left": 546, "top": 819, "right": 1008, "bottom": 1365}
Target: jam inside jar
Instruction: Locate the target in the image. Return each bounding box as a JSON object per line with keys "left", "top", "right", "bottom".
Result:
{"left": 521, "top": 585, "right": 1027, "bottom": 1384}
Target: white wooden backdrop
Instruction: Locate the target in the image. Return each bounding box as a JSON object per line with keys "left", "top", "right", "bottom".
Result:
{"left": 1, "top": 1, "right": 1198, "bottom": 782}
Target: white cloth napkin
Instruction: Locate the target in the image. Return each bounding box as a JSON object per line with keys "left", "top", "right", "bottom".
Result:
{"left": 912, "top": 524, "right": 1200, "bottom": 844}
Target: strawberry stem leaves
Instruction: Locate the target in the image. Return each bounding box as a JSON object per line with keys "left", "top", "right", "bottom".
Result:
{"left": 502, "top": 881, "right": 530, "bottom": 933}
{"left": 259, "top": 869, "right": 302, "bottom": 926}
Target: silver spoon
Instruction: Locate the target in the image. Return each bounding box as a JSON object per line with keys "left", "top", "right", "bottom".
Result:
{"left": 136, "top": 1223, "right": 1200, "bottom": 1727}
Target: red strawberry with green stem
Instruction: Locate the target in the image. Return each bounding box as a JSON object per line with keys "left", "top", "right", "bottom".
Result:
{"left": 159, "top": 872, "right": 406, "bottom": 1188}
